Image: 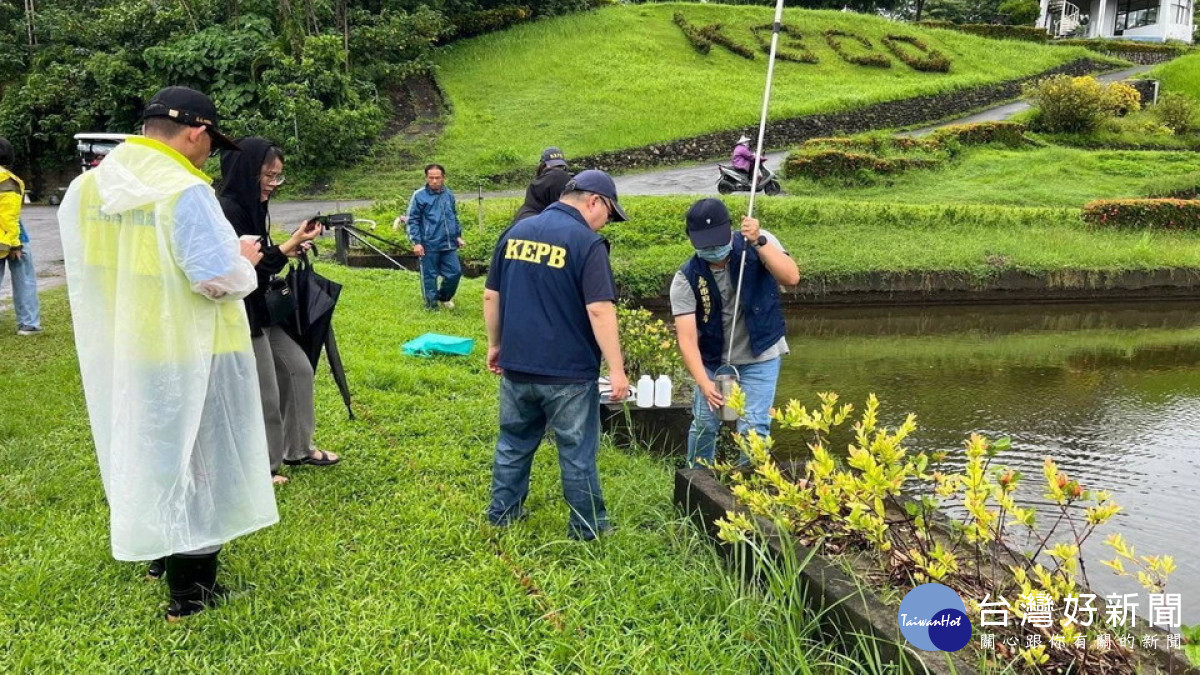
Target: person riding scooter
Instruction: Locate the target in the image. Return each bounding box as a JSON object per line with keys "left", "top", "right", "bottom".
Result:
{"left": 730, "top": 135, "right": 765, "bottom": 181}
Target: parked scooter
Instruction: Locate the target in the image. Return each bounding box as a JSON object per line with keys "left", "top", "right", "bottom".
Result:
{"left": 716, "top": 163, "right": 781, "bottom": 195}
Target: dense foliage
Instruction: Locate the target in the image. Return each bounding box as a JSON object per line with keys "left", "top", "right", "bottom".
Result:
{"left": 1082, "top": 198, "right": 1200, "bottom": 229}
{"left": 0, "top": 0, "right": 590, "bottom": 189}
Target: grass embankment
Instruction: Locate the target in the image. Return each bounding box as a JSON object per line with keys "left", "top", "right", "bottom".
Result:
{"left": 1, "top": 277, "right": 898, "bottom": 670}
{"left": 1147, "top": 50, "right": 1200, "bottom": 99}
{"left": 359, "top": 194, "right": 1200, "bottom": 298}
{"left": 780, "top": 145, "right": 1200, "bottom": 207}
{"left": 323, "top": 3, "right": 1111, "bottom": 195}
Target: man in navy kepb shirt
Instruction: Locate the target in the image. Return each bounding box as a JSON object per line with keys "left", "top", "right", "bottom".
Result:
{"left": 483, "top": 170, "right": 631, "bottom": 540}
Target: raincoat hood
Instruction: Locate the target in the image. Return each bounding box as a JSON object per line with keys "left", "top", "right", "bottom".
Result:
{"left": 91, "top": 137, "right": 210, "bottom": 215}
{"left": 218, "top": 137, "right": 273, "bottom": 234}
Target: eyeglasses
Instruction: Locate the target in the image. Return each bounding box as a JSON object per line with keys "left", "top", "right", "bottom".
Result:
{"left": 262, "top": 172, "right": 286, "bottom": 186}
{"left": 597, "top": 195, "right": 616, "bottom": 223}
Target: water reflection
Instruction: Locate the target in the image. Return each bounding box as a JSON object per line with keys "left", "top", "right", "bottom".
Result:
{"left": 774, "top": 301, "right": 1200, "bottom": 624}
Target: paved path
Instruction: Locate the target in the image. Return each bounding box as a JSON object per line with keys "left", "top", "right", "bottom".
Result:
{"left": 1, "top": 199, "right": 371, "bottom": 305}
{"left": 0, "top": 64, "right": 1157, "bottom": 306}
{"left": 608, "top": 64, "right": 1154, "bottom": 195}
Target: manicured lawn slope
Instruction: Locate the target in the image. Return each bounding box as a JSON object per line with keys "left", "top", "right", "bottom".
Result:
{"left": 432, "top": 3, "right": 1110, "bottom": 178}
{"left": 1147, "top": 50, "right": 1200, "bottom": 99}
{"left": 361, "top": 195, "right": 1200, "bottom": 298}
{"left": 781, "top": 146, "right": 1200, "bottom": 207}
{"left": 0, "top": 282, "right": 851, "bottom": 670}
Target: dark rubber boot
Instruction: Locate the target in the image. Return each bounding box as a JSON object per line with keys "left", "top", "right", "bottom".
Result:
{"left": 146, "top": 557, "right": 166, "bottom": 580}
{"left": 164, "top": 552, "right": 227, "bottom": 621}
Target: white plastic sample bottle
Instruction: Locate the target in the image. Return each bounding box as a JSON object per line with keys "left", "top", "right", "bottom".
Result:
{"left": 654, "top": 374, "right": 672, "bottom": 407}
{"left": 636, "top": 375, "right": 655, "bottom": 408}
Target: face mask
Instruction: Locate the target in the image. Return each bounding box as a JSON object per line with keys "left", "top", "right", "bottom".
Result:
{"left": 697, "top": 243, "right": 732, "bottom": 263}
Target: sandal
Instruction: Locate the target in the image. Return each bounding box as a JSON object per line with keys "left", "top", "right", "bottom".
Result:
{"left": 283, "top": 450, "right": 340, "bottom": 467}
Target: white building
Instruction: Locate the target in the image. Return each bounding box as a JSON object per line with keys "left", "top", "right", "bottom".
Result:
{"left": 1038, "top": 0, "right": 1194, "bottom": 42}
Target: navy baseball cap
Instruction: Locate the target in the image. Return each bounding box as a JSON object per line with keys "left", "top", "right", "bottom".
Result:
{"left": 686, "top": 199, "right": 732, "bottom": 249}
{"left": 565, "top": 169, "right": 628, "bottom": 222}
{"left": 541, "top": 146, "right": 568, "bottom": 168}
{"left": 142, "top": 86, "right": 239, "bottom": 151}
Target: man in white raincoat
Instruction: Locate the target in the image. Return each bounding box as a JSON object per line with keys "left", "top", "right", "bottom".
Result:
{"left": 58, "top": 86, "right": 279, "bottom": 620}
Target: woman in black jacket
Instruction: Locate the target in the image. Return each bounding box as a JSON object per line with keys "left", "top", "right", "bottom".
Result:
{"left": 218, "top": 137, "right": 339, "bottom": 486}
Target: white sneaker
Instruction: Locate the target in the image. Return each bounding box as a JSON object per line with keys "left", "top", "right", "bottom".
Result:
{"left": 440, "top": 300, "right": 455, "bottom": 310}
{"left": 16, "top": 326, "right": 43, "bottom": 336}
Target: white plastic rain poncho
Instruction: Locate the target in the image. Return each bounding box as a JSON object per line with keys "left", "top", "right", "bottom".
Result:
{"left": 58, "top": 136, "right": 279, "bottom": 561}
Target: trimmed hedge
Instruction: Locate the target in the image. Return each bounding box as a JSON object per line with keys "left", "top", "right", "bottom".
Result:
{"left": 674, "top": 12, "right": 712, "bottom": 55}
{"left": 784, "top": 150, "right": 941, "bottom": 181}
{"left": 929, "top": 120, "right": 1028, "bottom": 147}
{"left": 699, "top": 23, "right": 757, "bottom": 60}
{"left": 1055, "top": 39, "right": 1190, "bottom": 65}
{"left": 451, "top": 6, "right": 532, "bottom": 39}
{"left": 919, "top": 21, "right": 1050, "bottom": 43}
{"left": 881, "top": 34, "right": 951, "bottom": 73}
{"left": 1082, "top": 198, "right": 1200, "bottom": 229}
{"left": 823, "top": 30, "right": 891, "bottom": 68}
{"left": 752, "top": 23, "right": 819, "bottom": 64}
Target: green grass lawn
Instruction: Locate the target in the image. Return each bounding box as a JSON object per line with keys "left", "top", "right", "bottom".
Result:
{"left": 420, "top": 3, "right": 1111, "bottom": 183}
{"left": 2, "top": 274, "right": 911, "bottom": 670}
{"left": 1147, "top": 50, "right": 1200, "bottom": 99}
{"left": 780, "top": 145, "right": 1200, "bottom": 208}
{"left": 356, "top": 194, "right": 1200, "bottom": 298}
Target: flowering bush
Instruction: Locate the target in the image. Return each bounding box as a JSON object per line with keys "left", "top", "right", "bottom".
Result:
{"left": 1153, "top": 93, "right": 1198, "bottom": 134}
{"left": 1103, "top": 82, "right": 1142, "bottom": 117}
{"left": 1024, "top": 75, "right": 1143, "bottom": 133}
{"left": 617, "top": 305, "right": 686, "bottom": 384}
{"left": 713, "top": 392, "right": 1177, "bottom": 672}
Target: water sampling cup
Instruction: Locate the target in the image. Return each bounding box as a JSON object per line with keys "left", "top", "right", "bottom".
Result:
{"left": 713, "top": 365, "right": 740, "bottom": 422}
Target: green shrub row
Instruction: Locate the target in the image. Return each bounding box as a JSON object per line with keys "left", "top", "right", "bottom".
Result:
{"left": 673, "top": 12, "right": 711, "bottom": 55}
{"left": 919, "top": 21, "right": 1050, "bottom": 43}
{"left": 928, "top": 120, "right": 1028, "bottom": 147}
{"left": 784, "top": 150, "right": 941, "bottom": 181}
{"left": 1055, "top": 39, "right": 1190, "bottom": 54}
{"left": 752, "top": 23, "right": 819, "bottom": 64}
{"left": 1082, "top": 198, "right": 1200, "bottom": 229}
{"left": 450, "top": 6, "right": 532, "bottom": 40}
{"left": 823, "top": 30, "right": 891, "bottom": 69}
{"left": 881, "top": 34, "right": 951, "bottom": 73}
{"left": 1142, "top": 172, "right": 1200, "bottom": 199}
{"left": 699, "top": 23, "right": 757, "bottom": 60}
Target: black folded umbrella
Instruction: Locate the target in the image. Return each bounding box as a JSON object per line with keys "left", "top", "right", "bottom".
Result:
{"left": 283, "top": 253, "right": 354, "bottom": 420}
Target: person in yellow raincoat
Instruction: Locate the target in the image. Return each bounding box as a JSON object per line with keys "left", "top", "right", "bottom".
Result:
{"left": 58, "top": 87, "right": 279, "bottom": 621}
{"left": 0, "top": 136, "right": 42, "bottom": 335}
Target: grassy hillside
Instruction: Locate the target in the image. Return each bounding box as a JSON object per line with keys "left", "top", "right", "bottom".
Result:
{"left": 781, "top": 146, "right": 1200, "bottom": 207}
{"left": 428, "top": 3, "right": 1112, "bottom": 181}
{"left": 1147, "top": 50, "right": 1200, "bottom": 99}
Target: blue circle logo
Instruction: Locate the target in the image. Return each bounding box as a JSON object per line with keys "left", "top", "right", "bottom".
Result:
{"left": 898, "top": 583, "right": 972, "bottom": 652}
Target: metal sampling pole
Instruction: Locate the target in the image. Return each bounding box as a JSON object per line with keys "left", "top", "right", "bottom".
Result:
{"left": 726, "top": 0, "right": 785, "bottom": 366}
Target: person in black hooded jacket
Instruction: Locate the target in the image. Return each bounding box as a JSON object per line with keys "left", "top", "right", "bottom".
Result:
{"left": 512, "top": 146, "right": 572, "bottom": 224}
{"left": 218, "top": 137, "right": 339, "bottom": 486}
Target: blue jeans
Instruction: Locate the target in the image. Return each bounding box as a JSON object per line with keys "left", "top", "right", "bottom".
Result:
{"left": 487, "top": 378, "right": 610, "bottom": 540}
{"left": 688, "top": 357, "right": 781, "bottom": 468}
{"left": 0, "top": 248, "right": 41, "bottom": 330}
{"left": 420, "top": 249, "right": 462, "bottom": 308}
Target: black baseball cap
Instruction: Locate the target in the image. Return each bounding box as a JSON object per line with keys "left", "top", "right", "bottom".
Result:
{"left": 686, "top": 198, "right": 732, "bottom": 249}
{"left": 541, "top": 146, "right": 568, "bottom": 168}
{"left": 142, "top": 86, "right": 239, "bottom": 151}
{"left": 564, "top": 169, "right": 628, "bottom": 222}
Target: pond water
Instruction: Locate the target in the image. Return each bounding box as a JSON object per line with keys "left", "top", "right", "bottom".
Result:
{"left": 772, "top": 301, "right": 1200, "bottom": 625}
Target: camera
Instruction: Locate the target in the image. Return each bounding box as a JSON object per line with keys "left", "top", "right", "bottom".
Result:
{"left": 310, "top": 212, "right": 353, "bottom": 236}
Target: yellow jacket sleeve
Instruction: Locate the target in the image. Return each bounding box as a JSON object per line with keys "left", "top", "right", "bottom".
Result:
{"left": 0, "top": 170, "right": 24, "bottom": 250}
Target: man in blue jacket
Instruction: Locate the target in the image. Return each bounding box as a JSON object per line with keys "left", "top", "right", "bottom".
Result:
{"left": 406, "top": 163, "right": 464, "bottom": 310}
{"left": 670, "top": 198, "right": 799, "bottom": 468}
